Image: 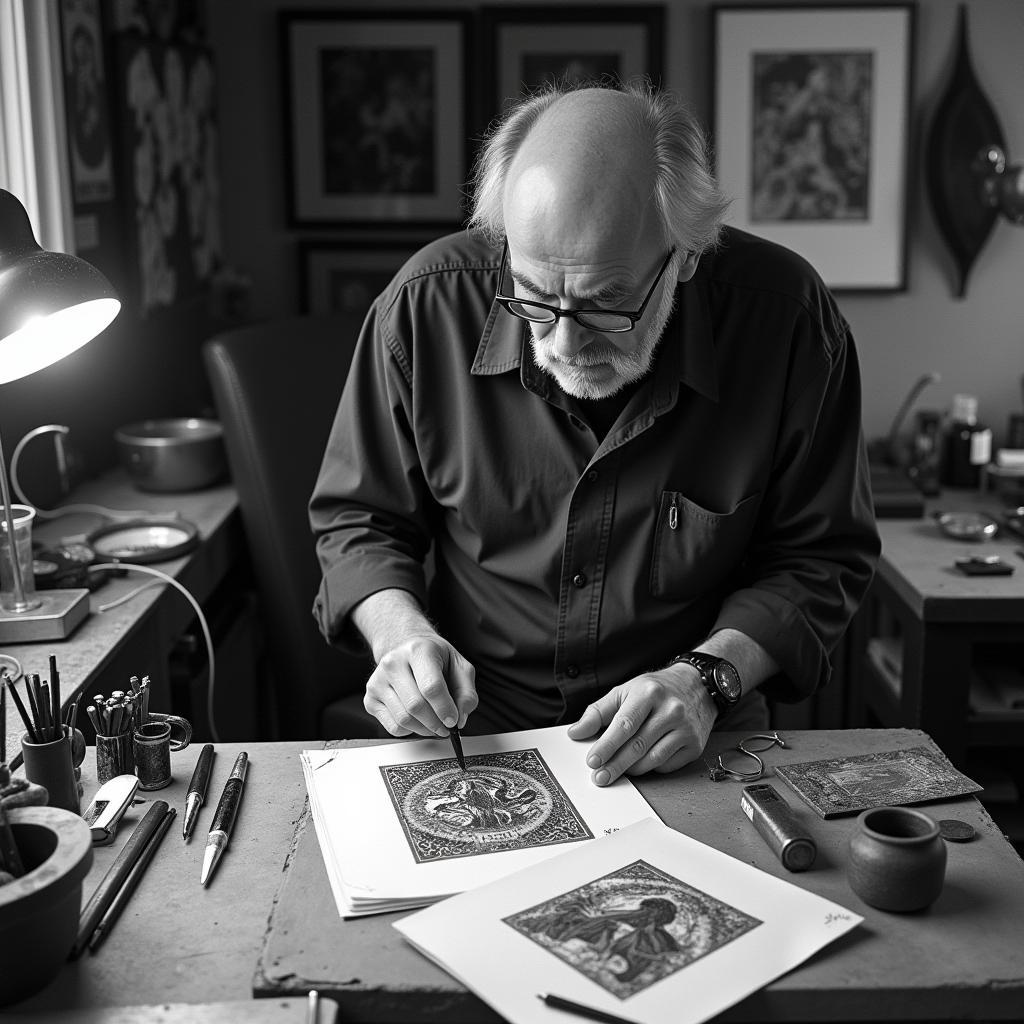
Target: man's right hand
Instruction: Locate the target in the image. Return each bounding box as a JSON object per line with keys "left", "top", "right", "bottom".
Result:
{"left": 363, "top": 634, "right": 478, "bottom": 737}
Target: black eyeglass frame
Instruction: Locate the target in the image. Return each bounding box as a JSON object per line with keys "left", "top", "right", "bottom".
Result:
{"left": 494, "top": 240, "right": 678, "bottom": 333}
{"left": 703, "top": 731, "right": 789, "bottom": 782}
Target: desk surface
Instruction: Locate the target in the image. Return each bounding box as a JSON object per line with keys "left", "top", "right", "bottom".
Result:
{"left": 2, "top": 471, "right": 239, "bottom": 767}
{"left": 6, "top": 730, "right": 1024, "bottom": 1022}
{"left": 876, "top": 492, "right": 1024, "bottom": 621}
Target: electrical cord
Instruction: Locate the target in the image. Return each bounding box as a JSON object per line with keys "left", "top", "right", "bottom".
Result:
{"left": 11, "top": 424, "right": 169, "bottom": 521}
{"left": 88, "top": 562, "right": 220, "bottom": 743}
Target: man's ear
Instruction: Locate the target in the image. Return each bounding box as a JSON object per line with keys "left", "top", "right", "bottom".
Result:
{"left": 677, "top": 251, "right": 700, "bottom": 282}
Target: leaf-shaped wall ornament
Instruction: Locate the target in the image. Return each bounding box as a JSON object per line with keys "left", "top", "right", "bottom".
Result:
{"left": 925, "top": 4, "right": 1006, "bottom": 298}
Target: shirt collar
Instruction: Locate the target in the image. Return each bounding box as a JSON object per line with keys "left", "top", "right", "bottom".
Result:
{"left": 470, "top": 266, "right": 719, "bottom": 403}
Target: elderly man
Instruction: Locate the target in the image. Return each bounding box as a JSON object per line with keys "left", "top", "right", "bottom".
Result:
{"left": 310, "top": 82, "right": 879, "bottom": 787}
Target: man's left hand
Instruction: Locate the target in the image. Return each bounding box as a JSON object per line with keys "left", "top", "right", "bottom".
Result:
{"left": 566, "top": 665, "right": 717, "bottom": 785}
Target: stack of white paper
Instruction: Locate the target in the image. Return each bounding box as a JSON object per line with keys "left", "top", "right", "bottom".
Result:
{"left": 301, "top": 726, "right": 661, "bottom": 918}
{"left": 395, "top": 817, "right": 863, "bottom": 1024}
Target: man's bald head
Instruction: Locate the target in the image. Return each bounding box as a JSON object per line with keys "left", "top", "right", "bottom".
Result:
{"left": 469, "top": 82, "right": 729, "bottom": 254}
{"left": 503, "top": 89, "right": 660, "bottom": 253}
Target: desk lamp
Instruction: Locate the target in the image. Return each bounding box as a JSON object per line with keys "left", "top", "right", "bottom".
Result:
{"left": 0, "top": 188, "right": 120, "bottom": 641}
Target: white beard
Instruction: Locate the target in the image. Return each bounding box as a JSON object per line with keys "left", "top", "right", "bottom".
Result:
{"left": 529, "top": 257, "right": 681, "bottom": 400}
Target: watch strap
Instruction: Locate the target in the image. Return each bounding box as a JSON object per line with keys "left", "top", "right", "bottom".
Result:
{"left": 667, "top": 652, "right": 740, "bottom": 710}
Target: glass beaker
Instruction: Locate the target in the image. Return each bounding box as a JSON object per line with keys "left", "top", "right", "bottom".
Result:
{"left": 0, "top": 504, "right": 38, "bottom": 611}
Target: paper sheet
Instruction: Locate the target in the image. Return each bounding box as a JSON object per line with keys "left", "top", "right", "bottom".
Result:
{"left": 302, "top": 726, "right": 661, "bottom": 917}
{"left": 395, "top": 817, "right": 862, "bottom": 1024}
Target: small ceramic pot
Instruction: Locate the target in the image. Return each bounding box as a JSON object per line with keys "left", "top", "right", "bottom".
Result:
{"left": 847, "top": 806, "right": 947, "bottom": 912}
{"left": 0, "top": 806, "right": 93, "bottom": 1005}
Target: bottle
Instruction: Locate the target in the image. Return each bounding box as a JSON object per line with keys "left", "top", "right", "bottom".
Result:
{"left": 941, "top": 394, "right": 992, "bottom": 488}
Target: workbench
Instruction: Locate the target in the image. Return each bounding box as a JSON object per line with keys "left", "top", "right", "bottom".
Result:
{"left": 5, "top": 730, "right": 1023, "bottom": 1022}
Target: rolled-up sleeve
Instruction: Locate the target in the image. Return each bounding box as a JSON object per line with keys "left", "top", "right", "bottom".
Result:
{"left": 309, "top": 301, "right": 433, "bottom": 654}
{"left": 713, "top": 314, "right": 880, "bottom": 702}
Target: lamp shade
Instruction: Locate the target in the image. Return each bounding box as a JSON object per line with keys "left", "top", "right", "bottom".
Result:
{"left": 0, "top": 188, "right": 120, "bottom": 385}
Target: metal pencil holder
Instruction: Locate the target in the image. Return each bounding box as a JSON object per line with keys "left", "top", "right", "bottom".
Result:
{"left": 95, "top": 731, "right": 134, "bottom": 786}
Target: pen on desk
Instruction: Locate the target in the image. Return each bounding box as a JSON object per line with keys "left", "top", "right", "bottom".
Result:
{"left": 88, "top": 806, "right": 175, "bottom": 953}
{"left": 537, "top": 993, "right": 641, "bottom": 1024}
{"left": 450, "top": 725, "right": 466, "bottom": 772}
{"left": 200, "top": 751, "right": 248, "bottom": 886}
{"left": 70, "top": 800, "right": 169, "bottom": 959}
{"left": 183, "top": 743, "right": 215, "bottom": 841}
{"left": 306, "top": 989, "right": 319, "bottom": 1024}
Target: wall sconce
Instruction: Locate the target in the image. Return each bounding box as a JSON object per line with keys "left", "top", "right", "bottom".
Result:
{"left": 926, "top": 5, "right": 1024, "bottom": 298}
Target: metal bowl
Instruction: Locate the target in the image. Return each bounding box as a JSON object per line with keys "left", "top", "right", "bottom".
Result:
{"left": 115, "top": 418, "right": 226, "bottom": 493}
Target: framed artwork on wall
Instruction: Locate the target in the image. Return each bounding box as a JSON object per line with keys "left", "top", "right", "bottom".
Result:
{"left": 109, "top": 31, "right": 223, "bottom": 316}
{"left": 59, "top": 0, "right": 115, "bottom": 205}
{"left": 299, "top": 241, "right": 423, "bottom": 320}
{"left": 712, "top": 4, "right": 915, "bottom": 292}
{"left": 481, "top": 6, "right": 665, "bottom": 122}
{"left": 280, "top": 10, "right": 472, "bottom": 228}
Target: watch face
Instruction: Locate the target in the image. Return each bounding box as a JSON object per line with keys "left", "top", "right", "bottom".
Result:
{"left": 714, "top": 662, "right": 743, "bottom": 702}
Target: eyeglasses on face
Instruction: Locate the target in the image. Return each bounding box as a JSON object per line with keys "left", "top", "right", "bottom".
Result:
{"left": 494, "top": 240, "right": 678, "bottom": 333}
{"left": 703, "top": 732, "right": 789, "bottom": 782}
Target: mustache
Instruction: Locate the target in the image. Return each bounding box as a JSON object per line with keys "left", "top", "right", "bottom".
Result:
{"left": 549, "top": 347, "right": 619, "bottom": 368}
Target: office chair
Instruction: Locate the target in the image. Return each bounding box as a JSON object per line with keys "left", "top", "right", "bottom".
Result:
{"left": 203, "top": 313, "right": 376, "bottom": 739}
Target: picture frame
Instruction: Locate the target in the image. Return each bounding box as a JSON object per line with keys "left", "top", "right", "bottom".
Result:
{"left": 109, "top": 31, "right": 222, "bottom": 316}
{"left": 59, "top": 0, "right": 115, "bottom": 205}
{"left": 481, "top": 6, "right": 664, "bottom": 122}
{"left": 712, "top": 4, "right": 915, "bottom": 292}
{"left": 280, "top": 10, "right": 472, "bottom": 228}
{"left": 299, "top": 240, "right": 423, "bottom": 320}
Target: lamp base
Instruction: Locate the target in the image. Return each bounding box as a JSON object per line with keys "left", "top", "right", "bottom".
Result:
{"left": 0, "top": 588, "right": 90, "bottom": 642}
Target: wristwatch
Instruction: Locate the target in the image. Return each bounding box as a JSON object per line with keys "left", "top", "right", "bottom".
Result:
{"left": 668, "top": 652, "right": 742, "bottom": 712}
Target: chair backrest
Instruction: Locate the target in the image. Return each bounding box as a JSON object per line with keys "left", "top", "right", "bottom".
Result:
{"left": 202, "top": 313, "right": 374, "bottom": 738}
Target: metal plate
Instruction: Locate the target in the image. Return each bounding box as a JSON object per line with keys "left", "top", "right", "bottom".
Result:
{"left": 87, "top": 518, "right": 199, "bottom": 564}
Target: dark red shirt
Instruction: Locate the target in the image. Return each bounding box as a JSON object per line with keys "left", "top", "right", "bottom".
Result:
{"left": 310, "top": 227, "right": 880, "bottom": 729}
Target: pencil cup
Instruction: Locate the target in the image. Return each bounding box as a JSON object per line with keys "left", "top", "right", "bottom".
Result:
{"left": 20, "top": 726, "right": 80, "bottom": 815}
{"left": 133, "top": 721, "right": 173, "bottom": 790}
{"left": 142, "top": 712, "right": 191, "bottom": 751}
{"left": 95, "top": 731, "right": 134, "bottom": 786}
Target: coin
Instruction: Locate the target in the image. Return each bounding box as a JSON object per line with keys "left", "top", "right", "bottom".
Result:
{"left": 938, "top": 818, "right": 976, "bottom": 842}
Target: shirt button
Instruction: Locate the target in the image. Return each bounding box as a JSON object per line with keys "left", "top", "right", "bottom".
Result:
{"left": 572, "top": 573, "right": 587, "bottom": 588}
{"left": 587, "top": 470, "right": 599, "bottom": 482}
{"left": 565, "top": 664, "right": 580, "bottom": 678}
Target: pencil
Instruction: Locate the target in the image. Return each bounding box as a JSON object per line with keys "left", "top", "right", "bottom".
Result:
{"left": 6, "top": 680, "right": 38, "bottom": 743}
{"left": 49, "top": 654, "right": 61, "bottom": 741}
{"left": 39, "top": 682, "right": 51, "bottom": 740}
{"left": 88, "top": 806, "right": 176, "bottom": 953}
{"left": 537, "top": 993, "right": 641, "bottom": 1024}
{"left": 23, "top": 677, "right": 41, "bottom": 739}
{"left": 66, "top": 697, "right": 80, "bottom": 734}
{"left": 69, "top": 800, "right": 169, "bottom": 959}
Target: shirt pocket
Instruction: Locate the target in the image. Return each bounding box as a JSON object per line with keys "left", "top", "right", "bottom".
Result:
{"left": 649, "top": 490, "right": 761, "bottom": 601}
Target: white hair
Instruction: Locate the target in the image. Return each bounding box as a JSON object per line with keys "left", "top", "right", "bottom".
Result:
{"left": 467, "top": 79, "right": 731, "bottom": 253}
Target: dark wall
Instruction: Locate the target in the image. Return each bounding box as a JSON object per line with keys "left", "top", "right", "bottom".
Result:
{"left": 4, "top": 0, "right": 236, "bottom": 509}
